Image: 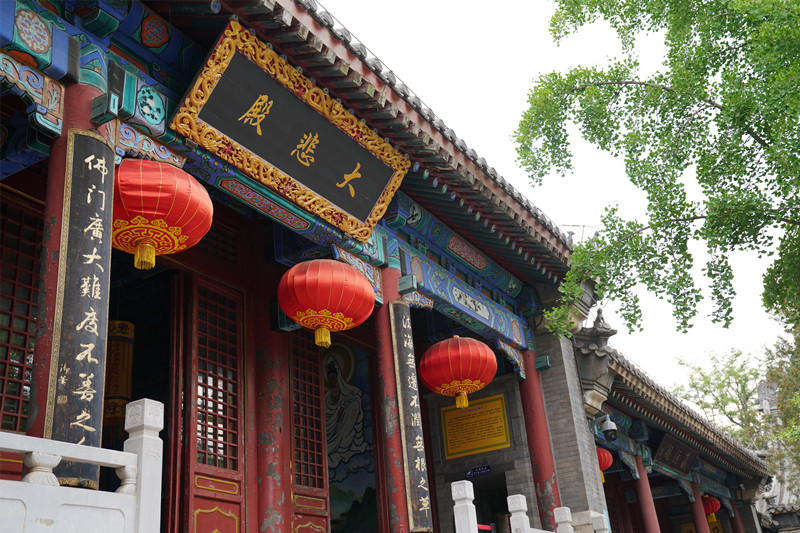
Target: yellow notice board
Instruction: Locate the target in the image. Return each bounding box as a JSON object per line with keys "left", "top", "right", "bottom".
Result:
{"left": 442, "top": 394, "right": 511, "bottom": 460}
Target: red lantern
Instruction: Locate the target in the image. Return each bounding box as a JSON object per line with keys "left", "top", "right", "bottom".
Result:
{"left": 277, "top": 259, "right": 375, "bottom": 348}
{"left": 596, "top": 447, "right": 613, "bottom": 471}
{"left": 702, "top": 495, "right": 721, "bottom": 515}
{"left": 418, "top": 336, "right": 497, "bottom": 409}
{"left": 112, "top": 159, "right": 213, "bottom": 269}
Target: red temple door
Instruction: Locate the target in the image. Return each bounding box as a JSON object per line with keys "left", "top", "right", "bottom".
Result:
{"left": 289, "top": 330, "right": 330, "bottom": 532}
{"left": 184, "top": 276, "right": 247, "bottom": 532}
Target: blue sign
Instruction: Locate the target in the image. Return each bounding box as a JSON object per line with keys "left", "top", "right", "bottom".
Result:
{"left": 465, "top": 466, "right": 491, "bottom": 479}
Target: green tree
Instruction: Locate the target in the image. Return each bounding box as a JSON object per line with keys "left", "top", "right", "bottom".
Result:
{"left": 514, "top": 0, "right": 800, "bottom": 336}
{"left": 675, "top": 349, "right": 765, "bottom": 447}
{"left": 676, "top": 334, "right": 800, "bottom": 490}
{"left": 765, "top": 326, "right": 800, "bottom": 489}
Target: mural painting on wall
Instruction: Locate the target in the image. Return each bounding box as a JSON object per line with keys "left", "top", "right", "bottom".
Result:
{"left": 324, "top": 343, "right": 377, "bottom": 533}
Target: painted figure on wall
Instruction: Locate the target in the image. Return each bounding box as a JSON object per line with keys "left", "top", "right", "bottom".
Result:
{"left": 324, "top": 344, "right": 377, "bottom": 533}
{"left": 325, "top": 351, "right": 368, "bottom": 472}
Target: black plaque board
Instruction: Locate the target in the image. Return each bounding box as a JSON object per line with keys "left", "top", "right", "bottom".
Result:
{"left": 199, "top": 52, "right": 394, "bottom": 223}
{"left": 654, "top": 434, "right": 698, "bottom": 477}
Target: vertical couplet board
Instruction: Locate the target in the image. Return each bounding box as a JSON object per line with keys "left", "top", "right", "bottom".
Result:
{"left": 45, "top": 129, "right": 115, "bottom": 488}
{"left": 389, "top": 301, "right": 433, "bottom": 532}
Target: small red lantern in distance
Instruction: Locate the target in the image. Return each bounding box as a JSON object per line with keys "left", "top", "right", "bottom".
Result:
{"left": 418, "top": 336, "right": 497, "bottom": 409}
{"left": 702, "top": 495, "right": 721, "bottom": 515}
{"left": 112, "top": 159, "right": 213, "bottom": 269}
{"left": 277, "top": 259, "right": 375, "bottom": 348}
{"left": 597, "top": 447, "right": 613, "bottom": 471}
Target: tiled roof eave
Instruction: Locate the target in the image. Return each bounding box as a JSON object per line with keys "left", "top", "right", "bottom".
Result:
{"left": 607, "top": 357, "right": 769, "bottom": 479}
{"left": 265, "top": 0, "right": 572, "bottom": 266}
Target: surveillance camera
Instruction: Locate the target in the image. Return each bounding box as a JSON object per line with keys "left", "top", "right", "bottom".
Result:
{"left": 601, "top": 419, "right": 618, "bottom": 442}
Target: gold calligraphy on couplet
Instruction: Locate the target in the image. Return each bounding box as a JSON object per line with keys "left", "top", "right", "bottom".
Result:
{"left": 66, "top": 151, "right": 109, "bottom": 443}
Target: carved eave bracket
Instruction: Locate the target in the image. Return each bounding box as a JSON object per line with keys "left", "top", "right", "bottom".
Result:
{"left": 574, "top": 310, "right": 619, "bottom": 415}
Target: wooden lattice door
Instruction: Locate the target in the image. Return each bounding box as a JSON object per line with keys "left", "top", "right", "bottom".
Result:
{"left": 185, "top": 277, "right": 246, "bottom": 532}
{"left": 290, "top": 330, "right": 330, "bottom": 533}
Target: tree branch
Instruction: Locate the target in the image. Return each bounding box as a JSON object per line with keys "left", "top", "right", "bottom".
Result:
{"left": 566, "top": 79, "right": 771, "bottom": 149}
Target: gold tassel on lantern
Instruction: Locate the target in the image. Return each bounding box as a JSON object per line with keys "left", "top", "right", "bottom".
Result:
{"left": 134, "top": 241, "right": 156, "bottom": 270}
{"left": 315, "top": 327, "right": 331, "bottom": 348}
{"left": 456, "top": 391, "right": 469, "bottom": 409}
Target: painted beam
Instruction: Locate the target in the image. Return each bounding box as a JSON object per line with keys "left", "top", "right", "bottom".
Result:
{"left": 398, "top": 240, "right": 532, "bottom": 351}
{"left": 387, "top": 191, "right": 524, "bottom": 302}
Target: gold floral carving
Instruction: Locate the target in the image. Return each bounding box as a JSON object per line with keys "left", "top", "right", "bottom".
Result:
{"left": 170, "top": 20, "right": 410, "bottom": 242}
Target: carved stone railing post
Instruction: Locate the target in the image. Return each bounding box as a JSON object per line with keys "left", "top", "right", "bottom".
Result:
{"left": 554, "top": 507, "right": 575, "bottom": 533}
{"left": 591, "top": 514, "right": 609, "bottom": 533}
{"left": 21, "top": 451, "right": 61, "bottom": 486}
{"left": 123, "top": 398, "right": 164, "bottom": 533}
{"left": 508, "top": 494, "right": 533, "bottom": 533}
{"left": 452, "top": 480, "right": 478, "bottom": 533}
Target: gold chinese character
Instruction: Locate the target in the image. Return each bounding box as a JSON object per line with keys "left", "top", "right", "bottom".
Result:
{"left": 84, "top": 155, "right": 108, "bottom": 183}
{"left": 75, "top": 309, "right": 99, "bottom": 336}
{"left": 419, "top": 496, "right": 431, "bottom": 514}
{"left": 84, "top": 214, "right": 104, "bottom": 243}
{"left": 70, "top": 410, "right": 96, "bottom": 432}
{"left": 410, "top": 395, "right": 419, "bottom": 408}
{"left": 336, "top": 162, "right": 362, "bottom": 197}
{"left": 82, "top": 247, "right": 105, "bottom": 272}
{"left": 415, "top": 456, "right": 426, "bottom": 472}
{"left": 418, "top": 476, "right": 429, "bottom": 492}
{"left": 76, "top": 342, "right": 98, "bottom": 364}
{"left": 291, "top": 132, "right": 319, "bottom": 167}
{"left": 86, "top": 184, "right": 106, "bottom": 211}
{"left": 238, "top": 95, "right": 273, "bottom": 135}
{"left": 413, "top": 435, "right": 424, "bottom": 452}
{"left": 80, "top": 275, "right": 102, "bottom": 300}
{"left": 411, "top": 412, "right": 422, "bottom": 427}
{"left": 72, "top": 373, "right": 96, "bottom": 401}
{"left": 403, "top": 334, "right": 414, "bottom": 350}
{"left": 408, "top": 372, "right": 418, "bottom": 391}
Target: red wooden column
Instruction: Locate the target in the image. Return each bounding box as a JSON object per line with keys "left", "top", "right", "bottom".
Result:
{"left": 519, "top": 349, "right": 561, "bottom": 530}
{"left": 375, "top": 265, "right": 410, "bottom": 533}
{"left": 690, "top": 483, "right": 711, "bottom": 533}
{"left": 634, "top": 454, "right": 661, "bottom": 533}
{"left": 731, "top": 502, "right": 746, "bottom": 533}
{"left": 28, "top": 83, "right": 104, "bottom": 439}
{"left": 253, "top": 334, "right": 291, "bottom": 533}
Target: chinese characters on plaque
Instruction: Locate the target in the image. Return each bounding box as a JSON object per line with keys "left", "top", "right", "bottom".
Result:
{"left": 654, "top": 434, "right": 698, "bottom": 477}
{"left": 389, "top": 302, "right": 433, "bottom": 532}
{"left": 197, "top": 51, "right": 394, "bottom": 223}
{"left": 49, "top": 130, "right": 115, "bottom": 488}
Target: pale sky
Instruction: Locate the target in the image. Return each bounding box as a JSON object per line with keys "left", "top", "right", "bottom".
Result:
{"left": 318, "top": 0, "right": 787, "bottom": 387}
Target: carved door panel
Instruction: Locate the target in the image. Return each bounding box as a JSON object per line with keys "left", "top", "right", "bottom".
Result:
{"left": 184, "top": 277, "right": 246, "bottom": 532}
{"left": 289, "top": 330, "right": 330, "bottom": 533}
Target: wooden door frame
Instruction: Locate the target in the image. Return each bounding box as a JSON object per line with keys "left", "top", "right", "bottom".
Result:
{"left": 159, "top": 202, "right": 261, "bottom": 533}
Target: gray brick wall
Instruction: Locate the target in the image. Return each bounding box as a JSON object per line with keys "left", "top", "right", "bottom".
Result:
{"left": 536, "top": 333, "right": 608, "bottom": 517}
{"left": 425, "top": 374, "right": 540, "bottom": 533}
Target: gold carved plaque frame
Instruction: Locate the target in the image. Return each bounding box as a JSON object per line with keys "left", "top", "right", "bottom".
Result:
{"left": 171, "top": 20, "right": 410, "bottom": 242}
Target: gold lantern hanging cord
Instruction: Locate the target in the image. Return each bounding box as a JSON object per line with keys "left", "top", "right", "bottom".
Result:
{"left": 112, "top": 159, "right": 213, "bottom": 269}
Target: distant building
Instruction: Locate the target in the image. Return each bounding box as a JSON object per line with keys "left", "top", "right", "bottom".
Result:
{"left": 756, "top": 381, "right": 800, "bottom": 532}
